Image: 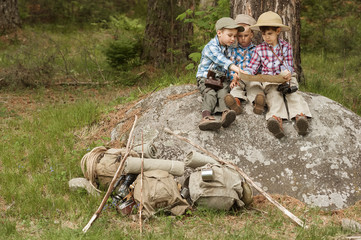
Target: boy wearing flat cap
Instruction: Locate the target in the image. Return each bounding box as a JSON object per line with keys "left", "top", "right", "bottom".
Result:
{"left": 225, "top": 14, "right": 266, "bottom": 115}
{"left": 196, "top": 17, "right": 244, "bottom": 131}
{"left": 240, "top": 11, "right": 312, "bottom": 138}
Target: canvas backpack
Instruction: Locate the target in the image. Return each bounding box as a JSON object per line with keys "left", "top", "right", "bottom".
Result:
{"left": 188, "top": 164, "right": 252, "bottom": 210}
{"left": 133, "top": 169, "right": 190, "bottom": 217}
{"left": 81, "top": 147, "right": 139, "bottom": 190}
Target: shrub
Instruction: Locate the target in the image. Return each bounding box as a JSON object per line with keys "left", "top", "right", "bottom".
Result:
{"left": 103, "top": 14, "right": 144, "bottom": 71}
{"left": 104, "top": 37, "right": 141, "bottom": 71}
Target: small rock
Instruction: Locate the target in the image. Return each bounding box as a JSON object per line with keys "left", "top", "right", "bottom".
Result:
{"left": 342, "top": 218, "right": 361, "bottom": 232}
{"left": 68, "top": 177, "right": 100, "bottom": 196}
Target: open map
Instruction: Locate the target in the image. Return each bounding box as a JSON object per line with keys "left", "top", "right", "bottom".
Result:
{"left": 239, "top": 72, "right": 287, "bottom": 83}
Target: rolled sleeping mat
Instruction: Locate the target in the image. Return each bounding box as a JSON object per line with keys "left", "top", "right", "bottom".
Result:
{"left": 133, "top": 142, "right": 158, "bottom": 159}
{"left": 124, "top": 157, "right": 184, "bottom": 176}
{"left": 184, "top": 151, "right": 218, "bottom": 168}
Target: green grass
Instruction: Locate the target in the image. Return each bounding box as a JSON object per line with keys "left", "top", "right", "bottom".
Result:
{"left": 0, "top": 26, "right": 120, "bottom": 88}
{"left": 1, "top": 25, "right": 361, "bottom": 239}
{"left": 301, "top": 52, "right": 361, "bottom": 115}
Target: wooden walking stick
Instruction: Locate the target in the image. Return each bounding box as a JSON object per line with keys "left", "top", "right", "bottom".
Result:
{"left": 139, "top": 130, "right": 144, "bottom": 234}
{"left": 82, "top": 115, "right": 138, "bottom": 233}
{"left": 164, "top": 128, "right": 307, "bottom": 228}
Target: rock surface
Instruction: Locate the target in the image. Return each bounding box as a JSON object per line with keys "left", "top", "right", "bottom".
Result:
{"left": 111, "top": 84, "right": 361, "bottom": 210}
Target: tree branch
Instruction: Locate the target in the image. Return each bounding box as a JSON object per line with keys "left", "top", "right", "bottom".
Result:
{"left": 164, "top": 127, "right": 307, "bottom": 228}
{"left": 82, "top": 115, "right": 138, "bottom": 233}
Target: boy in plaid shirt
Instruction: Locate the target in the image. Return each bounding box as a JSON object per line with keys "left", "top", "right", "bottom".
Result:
{"left": 225, "top": 14, "right": 266, "bottom": 115}
{"left": 238, "top": 11, "right": 312, "bottom": 138}
{"left": 196, "top": 17, "right": 244, "bottom": 131}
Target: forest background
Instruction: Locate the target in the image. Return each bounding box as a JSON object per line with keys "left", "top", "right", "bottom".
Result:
{"left": 1, "top": 0, "right": 361, "bottom": 239}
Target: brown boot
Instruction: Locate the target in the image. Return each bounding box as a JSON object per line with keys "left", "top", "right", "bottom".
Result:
{"left": 199, "top": 116, "right": 222, "bottom": 131}
{"left": 253, "top": 92, "right": 265, "bottom": 115}
{"left": 267, "top": 115, "right": 285, "bottom": 139}
{"left": 295, "top": 113, "right": 308, "bottom": 136}
{"left": 221, "top": 110, "right": 236, "bottom": 128}
{"left": 224, "top": 94, "right": 242, "bottom": 115}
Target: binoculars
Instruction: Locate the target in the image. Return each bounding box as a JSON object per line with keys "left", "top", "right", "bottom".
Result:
{"left": 277, "top": 82, "right": 298, "bottom": 94}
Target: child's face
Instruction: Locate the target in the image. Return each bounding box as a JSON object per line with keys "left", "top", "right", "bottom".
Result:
{"left": 261, "top": 28, "right": 281, "bottom": 47}
{"left": 237, "top": 25, "right": 253, "bottom": 48}
{"left": 217, "top": 28, "right": 238, "bottom": 46}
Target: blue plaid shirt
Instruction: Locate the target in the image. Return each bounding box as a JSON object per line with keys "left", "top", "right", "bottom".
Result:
{"left": 228, "top": 43, "right": 255, "bottom": 80}
{"left": 196, "top": 35, "right": 234, "bottom": 79}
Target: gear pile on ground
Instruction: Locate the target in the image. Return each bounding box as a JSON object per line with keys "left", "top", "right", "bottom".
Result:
{"left": 69, "top": 143, "right": 254, "bottom": 219}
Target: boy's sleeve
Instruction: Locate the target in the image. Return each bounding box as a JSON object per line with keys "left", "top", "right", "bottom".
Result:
{"left": 229, "top": 48, "right": 237, "bottom": 80}
{"left": 204, "top": 44, "right": 234, "bottom": 72}
{"left": 284, "top": 45, "right": 294, "bottom": 73}
{"left": 244, "top": 51, "right": 261, "bottom": 75}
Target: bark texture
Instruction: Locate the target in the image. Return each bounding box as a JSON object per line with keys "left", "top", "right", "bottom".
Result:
{"left": 0, "top": 0, "right": 21, "bottom": 35}
{"left": 143, "top": 0, "right": 194, "bottom": 67}
{"left": 230, "top": 0, "right": 302, "bottom": 80}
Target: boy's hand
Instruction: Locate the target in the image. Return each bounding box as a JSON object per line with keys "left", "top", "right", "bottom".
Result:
{"left": 229, "top": 64, "right": 242, "bottom": 75}
{"left": 281, "top": 70, "right": 291, "bottom": 82}
{"left": 231, "top": 72, "right": 240, "bottom": 81}
{"left": 230, "top": 79, "right": 240, "bottom": 89}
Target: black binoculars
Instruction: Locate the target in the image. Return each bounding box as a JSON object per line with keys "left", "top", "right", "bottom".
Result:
{"left": 277, "top": 82, "right": 298, "bottom": 94}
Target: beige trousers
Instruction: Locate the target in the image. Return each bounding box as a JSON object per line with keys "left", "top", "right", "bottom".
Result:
{"left": 230, "top": 80, "right": 264, "bottom": 103}
{"left": 264, "top": 76, "right": 312, "bottom": 120}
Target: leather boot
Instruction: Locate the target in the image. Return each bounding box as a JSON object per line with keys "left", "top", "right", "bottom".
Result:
{"left": 224, "top": 94, "right": 242, "bottom": 115}
{"left": 267, "top": 115, "right": 285, "bottom": 139}
{"left": 295, "top": 113, "right": 308, "bottom": 136}
{"left": 253, "top": 92, "right": 266, "bottom": 115}
{"left": 199, "top": 116, "right": 222, "bottom": 131}
{"left": 221, "top": 110, "right": 236, "bottom": 128}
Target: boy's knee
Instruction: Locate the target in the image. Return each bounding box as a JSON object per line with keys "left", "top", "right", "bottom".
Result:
{"left": 264, "top": 84, "right": 278, "bottom": 94}
{"left": 201, "top": 87, "right": 217, "bottom": 100}
{"left": 217, "top": 87, "right": 228, "bottom": 96}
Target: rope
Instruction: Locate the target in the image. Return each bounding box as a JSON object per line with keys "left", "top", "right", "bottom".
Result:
{"left": 80, "top": 146, "right": 108, "bottom": 191}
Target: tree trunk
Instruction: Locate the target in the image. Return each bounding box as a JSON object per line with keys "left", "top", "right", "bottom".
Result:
{"left": 0, "top": 0, "right": 21, "bottom": 35}
{"left": 230, "top": 0, "right": 303, "bottom": 80}
{"left": 143, "top": 0, "right": 194, "bottom": 67}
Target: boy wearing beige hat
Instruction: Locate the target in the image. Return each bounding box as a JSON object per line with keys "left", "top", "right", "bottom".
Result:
{"left": 196, "top": 17, "right": 244, "bottom": 131}
{"left": 225, "top": 14, "right": 266, "bottom": 115}
{"left": 240, "top": 11, "right": 312, "bottom": 138}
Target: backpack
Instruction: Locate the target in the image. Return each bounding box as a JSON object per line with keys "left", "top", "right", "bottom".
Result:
{"left": 81, "top": 147, "right": 139, "bottom": 190}
{"left": 188, "top": 164, "right": 252, "bottom": 210}
{"left": 133, "top": 170, "right": 190, "bottom": 217}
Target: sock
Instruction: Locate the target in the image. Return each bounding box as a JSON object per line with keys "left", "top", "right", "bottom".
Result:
{"left": 202, "top": 110, "right": 211, "bottom": 118}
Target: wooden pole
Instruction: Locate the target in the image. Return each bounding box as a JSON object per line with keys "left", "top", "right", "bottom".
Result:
{"left": 164, "top": 128, "right": 307, "bottom": 228}
{"left": 82, "top": 115, "right": 138, "bottom": 233}
{"left": 139, "top": 130, "right": 144, "bottom": 234}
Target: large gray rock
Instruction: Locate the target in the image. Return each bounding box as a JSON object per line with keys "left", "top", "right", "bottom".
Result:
{"left": 111, "top": 84, "right": 361, "bottom": 210}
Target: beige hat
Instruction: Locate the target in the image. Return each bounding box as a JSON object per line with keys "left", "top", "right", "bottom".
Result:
{"left": 215, "top": 17, "right": 245, "bottom": 31}
{"left": 250, "top": 11, "right": 290, "bottom": 31}
{"left": 234, "top": 14, "right": 256, "bottom": 26}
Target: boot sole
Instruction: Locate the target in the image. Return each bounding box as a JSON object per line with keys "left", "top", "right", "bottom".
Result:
{"left": 267, "top": 119, "right": 285, "bottom": 139}
{"left": 222, "top": 110, "right": 236, "bottom": 128}
{"left": 253, "top": 94, "right": 265, "bottom": 115}
{"left": 224, "top": 94, "right": 242, "bottom": 115}
{"left": 296, "top": 117, "right": 308, "bottom": 136}
{"left": 199, "top": 121, "right": 222, "bottom": 131}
